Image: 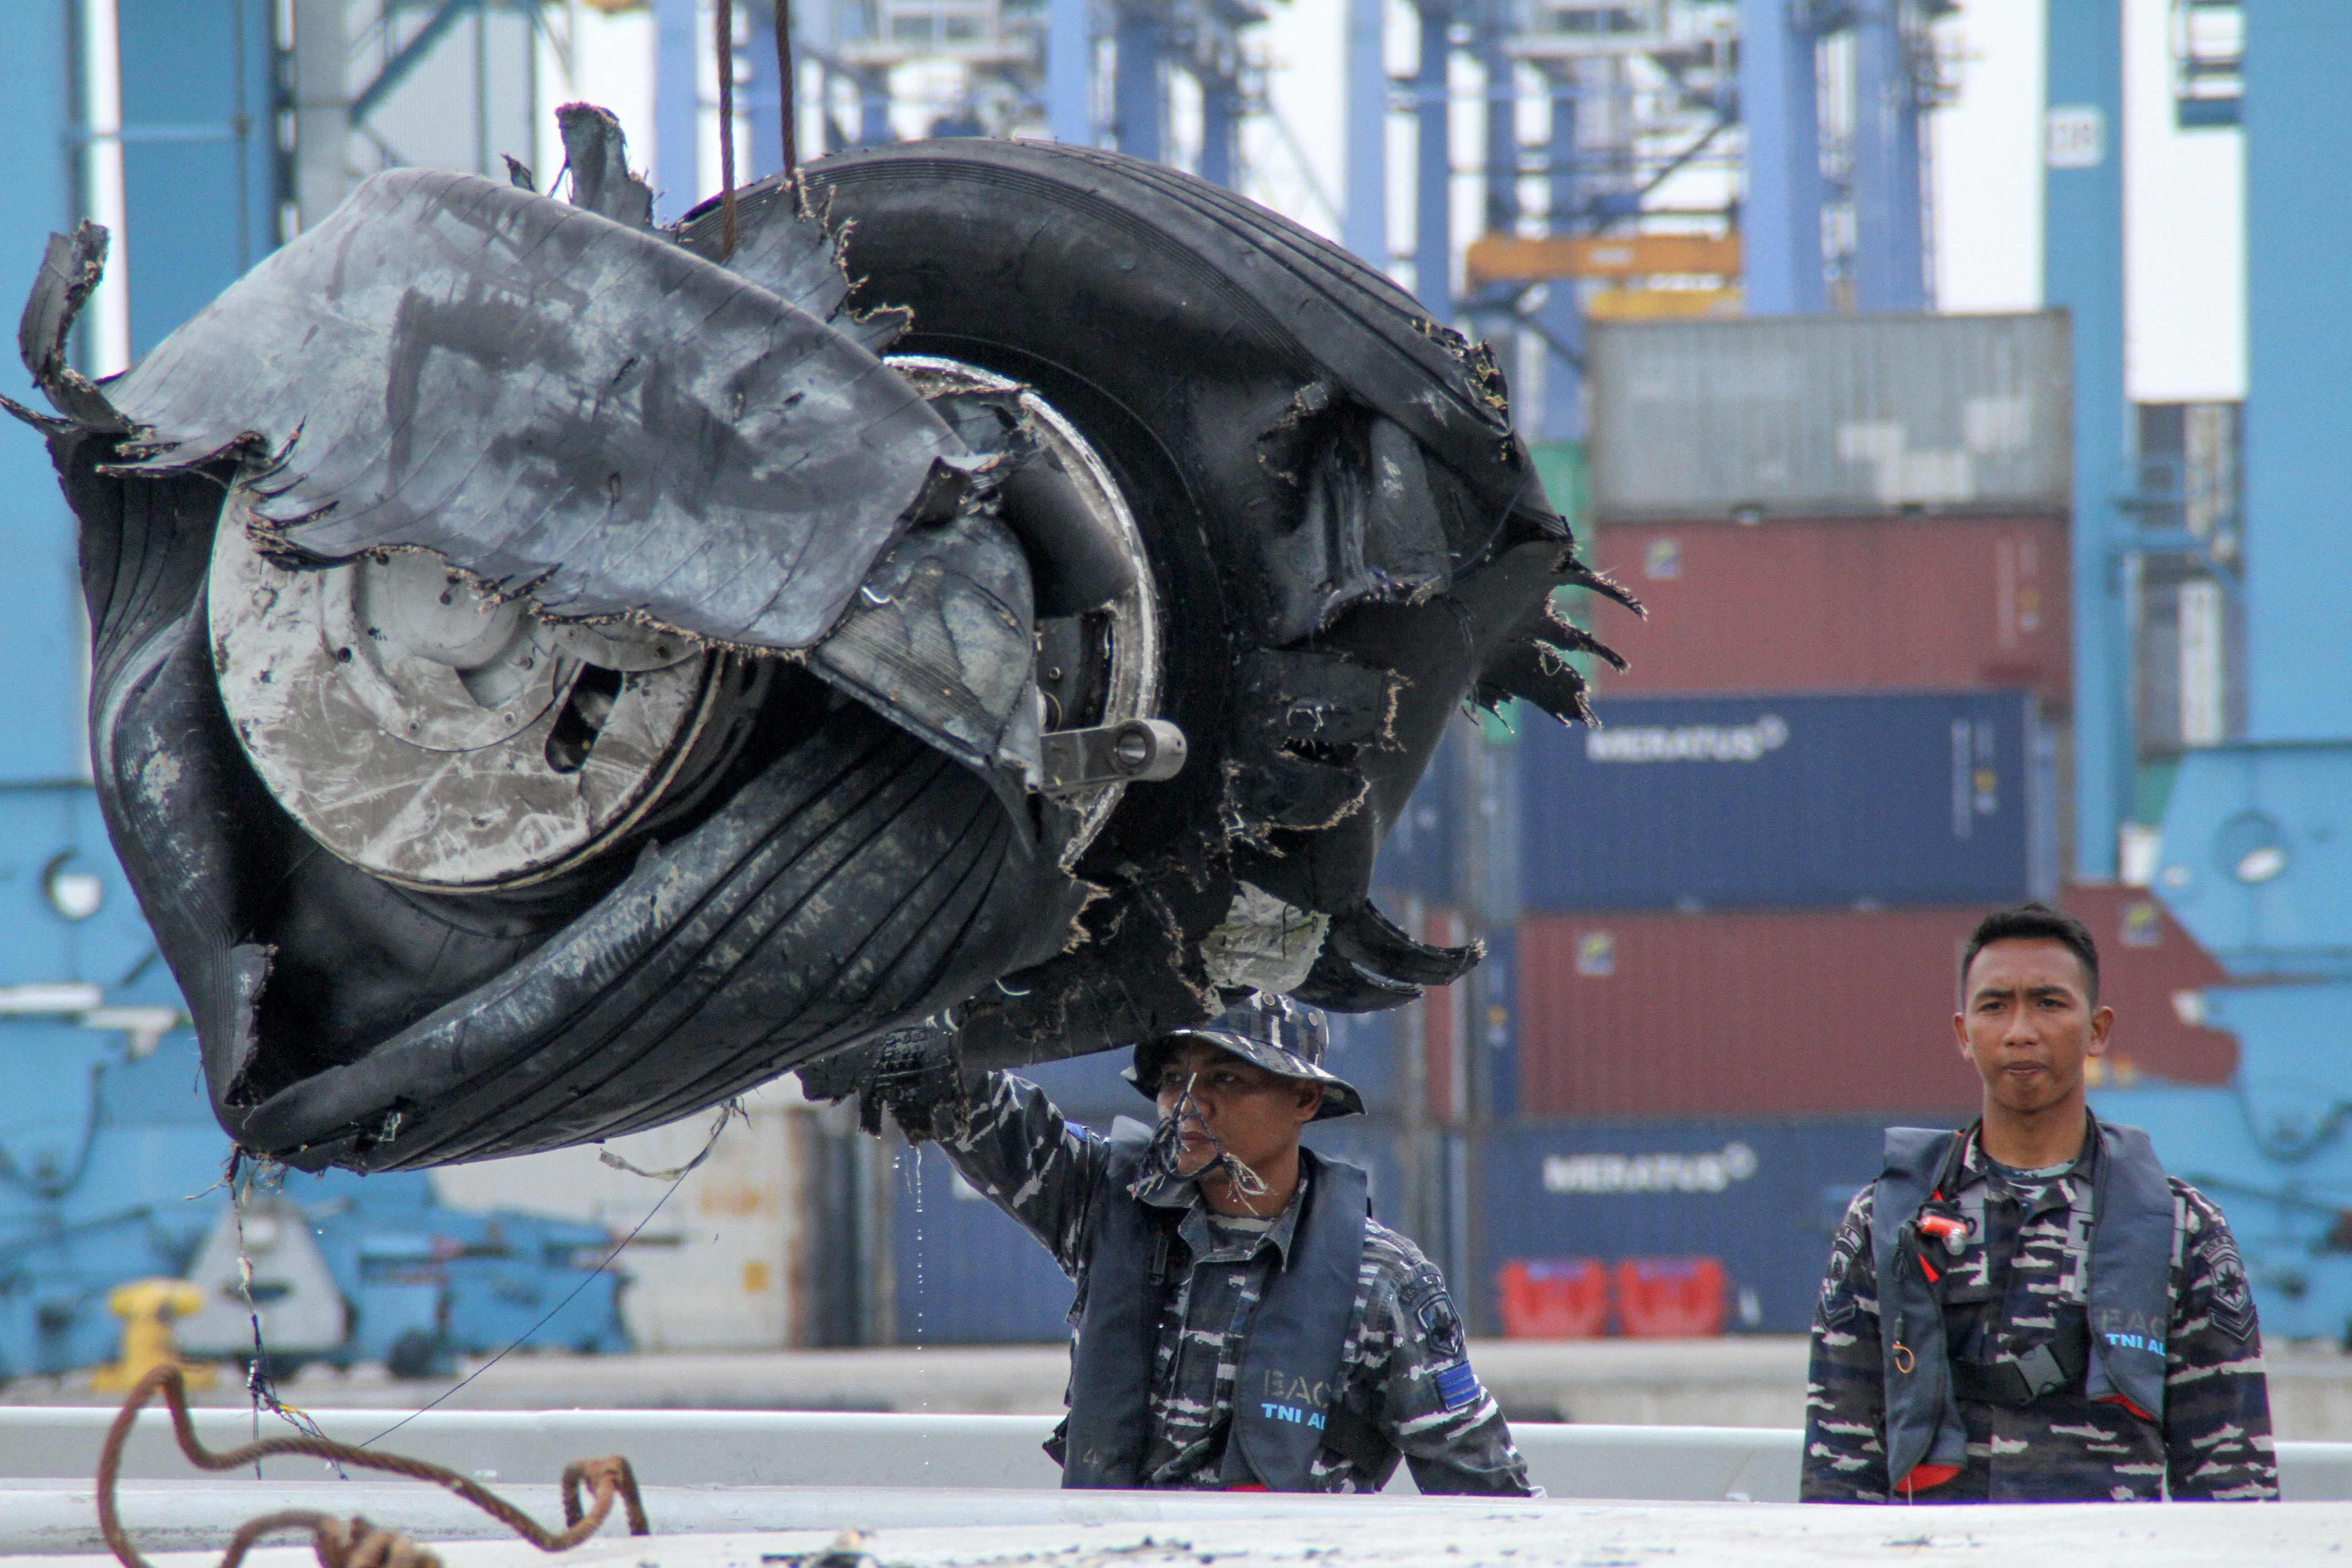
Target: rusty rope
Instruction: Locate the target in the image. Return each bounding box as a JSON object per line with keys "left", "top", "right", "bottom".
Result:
{"left": 98, "top": 1365, "right": 650, "bottom": 1568}
{"left": 716, "top": 0, "right": 740, "bottom": 257}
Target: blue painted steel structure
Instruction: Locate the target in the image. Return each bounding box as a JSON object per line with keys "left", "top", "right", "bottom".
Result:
{"left": 1533, "top": 67, "right": 1582, "bottom": 440}
{"left": 1047, "top": 0, "right": 1093, "bottom": 144}
{"left": 1735, "top": 0, "right": 1825, "bottom": 314}
{"left": 2092, "top": 1, "right": 2352, "bottom": 1341}
{"left": 1343, "top": 0, "right": 1387, "bottom": 265}
{"left": 0, "top": 0, "right": 632, "bottom": 1377}
{"left": 1112, "top": 5, "right": 1163, "bottom": 162}
{"left": 1849, "top": 0, "right": 1926, "bottom": 313}
{"left": 1411, "top": 0, "right": 1451, "bottom": 319}
{"left": 115, "top": 0, "right": 279, "bottom": 356}
{"left": 2234, "top": 14, "right": 2352, "bottom": 744}
{"left": 2044, "top": 0, "right": 2129, "bottom": 884}
{"left": 746, "top": 0, "right": 787, "bottom": 181}
{"left": 655, "top": 0, "right": 702, "bottom": 222}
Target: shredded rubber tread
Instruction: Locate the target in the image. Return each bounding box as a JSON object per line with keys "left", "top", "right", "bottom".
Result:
{"left": 542, "top": 753, "right": 1012, "bottom": 1145}
{"left": 388, "top": 720, "right": 970, "bottom": 1164}
{"left": 808, "top": 145, "right": 1516, "bottom": 486}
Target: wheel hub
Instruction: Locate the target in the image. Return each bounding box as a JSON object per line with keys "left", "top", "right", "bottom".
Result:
{"left": 208, "top": 502, "right": 726, "bottom": 891}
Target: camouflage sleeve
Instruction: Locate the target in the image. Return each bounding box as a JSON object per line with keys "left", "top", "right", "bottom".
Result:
{"left": 931, "top": 1071, "right": 1113, "bottom": 1278}
{"left": 2163, "top": 1184, "right": 2278, "bottom": 1500}
{"left": 1801, "top": 1184, "right": 1890, "bottom": 1504}
{"left": 1350, "top": 1230, "right": 1536, "bottom": 1496}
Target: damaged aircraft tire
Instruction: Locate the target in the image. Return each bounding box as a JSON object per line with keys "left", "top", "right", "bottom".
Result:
{"left": 15, "top": 126, "right": 1627, "bottom": 1172}
{"left": 28, "top": 150, "right": 1103, "bottom": 1173}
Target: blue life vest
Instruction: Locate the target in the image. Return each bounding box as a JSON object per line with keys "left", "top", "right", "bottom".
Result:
{"left": 1871, "top": 1115, "right": 2175, "bottom": 1490}
{"left": 1059, "top": 1119, "right": 1372, "bottom": 1490}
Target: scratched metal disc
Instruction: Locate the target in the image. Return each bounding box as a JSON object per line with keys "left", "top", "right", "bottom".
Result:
{"left": 208, "top": 497, "right": 723, "bottom": 891}
{"left": 888, "top": 355, "right": 1160, "bottom": 867}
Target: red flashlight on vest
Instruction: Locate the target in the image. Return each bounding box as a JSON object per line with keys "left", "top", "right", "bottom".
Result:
{"left": 1918, "top": 1213, "right": 1968, "bottom": 1253}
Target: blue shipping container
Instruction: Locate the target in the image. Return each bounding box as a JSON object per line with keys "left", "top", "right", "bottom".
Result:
{"left": 1521, "top": 690, "right": 2056, "bottom": 912}
{"left": 1372, "top": 721, "right": 1465, "bottom": 907}
{"left": 893, "top": 1142, "right": 1076, "bottom": 1345}
{"left": 1479, "top": 1116, "right": 1896, "bottom": 1334}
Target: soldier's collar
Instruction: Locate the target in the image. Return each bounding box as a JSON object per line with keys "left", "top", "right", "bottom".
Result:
{"left": 1156, "top": 1165, "right": 1310, "bottom": 1264}
{"left": 1958, "top": 1118, "right": 2101, "bottom": 1210}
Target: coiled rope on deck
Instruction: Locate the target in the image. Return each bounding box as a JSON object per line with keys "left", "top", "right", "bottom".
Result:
{"left": 98, "top": 1365, "right": 651, "bottom": 1568}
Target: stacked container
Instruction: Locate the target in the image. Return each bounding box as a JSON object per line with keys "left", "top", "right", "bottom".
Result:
{"left": 1486, "top": 314, "right": 2082, "bottom": 1331}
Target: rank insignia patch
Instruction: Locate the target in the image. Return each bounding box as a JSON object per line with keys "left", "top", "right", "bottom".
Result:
{"left": 1434, "top": 1360, "right": 1482, "bottom": 1411}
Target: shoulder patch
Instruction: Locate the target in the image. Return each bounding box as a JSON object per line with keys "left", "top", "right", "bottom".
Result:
{"left": 1410, "top": 1274, "right": 1469, "bottom": 1361}
{"left": 1819, "top": 1188, "right": 1871, "bottom": 1328}
{"left": 2199, "top": 1225, "right": 2257, "bottom": 1343}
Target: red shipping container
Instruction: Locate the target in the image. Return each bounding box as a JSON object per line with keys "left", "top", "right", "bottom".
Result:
{"left": 1407, "top": 906, "right": 1470, "bottom": 1126}
{"left": 1518, "top": 895, "right": 2237, "bottom": 1121}
{"left": 1519, "top": 907, "right": 1984, "bottom": 1119}
{"left": 1613, "top": 1257, "right": 1728, "bottom": 1337}
{"left": 1496, "top": 1258, "right": 1610, "bottom": 1338}
{"left": 1571, "top": 515, "right": 2072, "bottom": 714}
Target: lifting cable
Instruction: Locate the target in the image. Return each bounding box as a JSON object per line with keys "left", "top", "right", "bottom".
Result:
{"left": 98, "top": 1365, "right": 648, "bottom": 1568}
{"left": 715, "top": 0, "right": 740, "bottom": 257}
{"left": 714, "top": 0, "right": 802, "bottom": 255}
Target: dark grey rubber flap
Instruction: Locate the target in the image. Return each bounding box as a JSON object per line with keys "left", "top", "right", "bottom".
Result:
{"left": 96, "top": 166, "right": 961, "bottom": 653}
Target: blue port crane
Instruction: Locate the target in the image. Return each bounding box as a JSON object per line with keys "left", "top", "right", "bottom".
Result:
{"left": 2082, "top": 0, "right": 2352, "bottom": 1340}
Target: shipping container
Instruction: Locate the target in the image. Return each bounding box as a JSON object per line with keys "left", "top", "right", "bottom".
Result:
{"left": 1326, "top": 1004, "right": 1406, "bottom": 1116}
{"left": 1516, "top": 906, "right": 1989, "bottom": 1119}
{"left": 1372, "top": 720, "right": 1467, "bottom": 907}
{"left": 430, "top": 1080, "right": 817, "bottom": 1349}
{"left": 1417, "top": 906, "right": 1470, "bottom": 1124}
{"left": 1479, "top": 1116, "right": 1892, "bottom": 1334}
{"left": 2135, "top": 567, "right": 2247, "bottom": 755}
{"left": 892, "top": 1140, "right": 1077, "bottom": 1345}
{"left": 1515, "top": 887, "right": 2237, "bottom": 1121}
{"left": 1520, "top": 690, "right": 2056, "bottom": 913}
{"left": 1577, "top": 514, "right": 2072, "bottom": 713}
{"left": 1587, "top": 312, "right": 2071, "bottom": 522}
{"left": 1372, "top": 711, "right": 1528, "bottom": 919}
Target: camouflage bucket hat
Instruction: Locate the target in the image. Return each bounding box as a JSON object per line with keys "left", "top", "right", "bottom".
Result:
{"left": 1125, "top": 993, "right": 1364, "bottom": 1120}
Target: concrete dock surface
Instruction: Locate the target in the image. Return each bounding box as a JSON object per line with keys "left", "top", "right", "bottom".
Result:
{"left": 23, "top": 1498, "right": 2352, "bottom": 1568}
{"left": 14, "top": 1337, "right": 2352, "bottom": 1437}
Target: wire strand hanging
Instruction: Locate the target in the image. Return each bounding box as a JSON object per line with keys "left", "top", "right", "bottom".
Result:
{"left": 774, "top": 0, "right": 800, "bottom": 201}
{"left": 715, "top": 0, "right": 740, "bottom": 257}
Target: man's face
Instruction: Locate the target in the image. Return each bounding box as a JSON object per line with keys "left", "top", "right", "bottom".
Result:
{"left": 1953, "top": 937, "right": 2114, "bottom": 1118}
{"left": 1151, "top": 1039, "right": 1323, "bottom": 1180}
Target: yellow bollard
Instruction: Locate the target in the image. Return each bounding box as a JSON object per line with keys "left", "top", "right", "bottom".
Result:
{"left": 91, "top": 1278, "right": 217, "bottom": 1392}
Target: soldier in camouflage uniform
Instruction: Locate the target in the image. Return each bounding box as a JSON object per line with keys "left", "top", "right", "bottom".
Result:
{"left": 1803, "top": 903, "right": 2276, "bottom": 1504}
{"left": 876, "top": 994, "right": 1534, "bottom": 1495}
